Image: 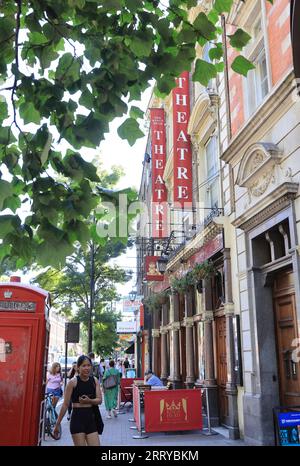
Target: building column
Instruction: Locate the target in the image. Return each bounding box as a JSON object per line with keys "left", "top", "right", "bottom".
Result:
{"left": 184, "top": 286, "right": 195, "bottom": 387}
{"left": 151, "top": 307, "right": 161, "bottom": 376}
{"left": 160, "top": 302, "right": 169, "bottom": 383}
{"left": 160, "top": 328, "right": 169, "bottom": 383}
{"left": 202, "top": 310, "right": 219, "bottom": 426}
{"left": 152, "top": 328, "right": 161, "bottom": 376}
{"left": 184, "top": 317, "right": 195, "bottom": 388}
{"left": 223, "top": 248, "right": 240, "bottom": 439}
{"left": 169, "top": 289, "right": 182, "bottom": 388}
{"left": 203, "top": 276, "right": 219, "bottom": 426}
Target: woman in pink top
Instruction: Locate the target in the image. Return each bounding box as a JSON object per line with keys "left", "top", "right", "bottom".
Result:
{"left": 46, "top": 362, "right": 63, "bottom": 408}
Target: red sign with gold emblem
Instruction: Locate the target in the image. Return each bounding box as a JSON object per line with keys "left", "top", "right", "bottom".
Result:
{"left": 144, "top": 389, "right": 202, "bottom": 432}
{"left": 145, "top": 256, "right": 164, "bottom": 281}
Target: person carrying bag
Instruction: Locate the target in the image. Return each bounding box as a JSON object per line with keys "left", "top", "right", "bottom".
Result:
{"left": 102, "top": 360, "right": 120, "bottom": 419}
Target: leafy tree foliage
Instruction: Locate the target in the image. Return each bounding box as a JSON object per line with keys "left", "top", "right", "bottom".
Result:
{"left": 33, "top": 240, "right": 131, "bottom": 353}
{"left": 0, "top": 0, "right": 272, "bottom": 266}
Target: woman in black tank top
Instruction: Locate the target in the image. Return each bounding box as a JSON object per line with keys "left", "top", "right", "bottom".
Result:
{"left": 53, "top": 355, "right": 102, "bottom": 446}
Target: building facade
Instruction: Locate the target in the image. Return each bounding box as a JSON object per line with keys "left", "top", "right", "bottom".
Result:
{"left": 136, "top": 0, "right": 300, "bottom": 445}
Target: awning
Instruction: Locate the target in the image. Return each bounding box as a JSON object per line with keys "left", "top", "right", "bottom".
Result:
{"left": 125, "top": 342, "right": 135, "bottom": 354}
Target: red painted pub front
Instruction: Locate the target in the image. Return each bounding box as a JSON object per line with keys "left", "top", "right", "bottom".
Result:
{"left": 0, "top": 276, "right": 51, "bottom": 445}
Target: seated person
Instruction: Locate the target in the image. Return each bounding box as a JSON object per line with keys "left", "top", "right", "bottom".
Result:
{"left": 144, "top": 370, "right": 164, "bottom": 387}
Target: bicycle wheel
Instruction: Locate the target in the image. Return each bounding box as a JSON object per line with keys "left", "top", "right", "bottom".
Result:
{"left": 44, "top": 408, "right": 52, "bottom": 437}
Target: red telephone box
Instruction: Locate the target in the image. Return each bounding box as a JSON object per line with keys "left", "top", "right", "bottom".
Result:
{"left": 0, "top": 276, "right": 51, "bottom": 445}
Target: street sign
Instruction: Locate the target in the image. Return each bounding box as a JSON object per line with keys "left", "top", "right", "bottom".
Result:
{"left": 65, "top": 322, "right": 80, "bottom": 343}
{"left": 117, "top": 321, "right": 137, "bottom": 334}
{"left": 123, "top": 296, "right": 142, "bottom": 313}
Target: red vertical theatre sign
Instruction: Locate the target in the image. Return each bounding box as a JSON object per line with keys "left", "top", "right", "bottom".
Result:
{"left": 150, "top": 108, "right": 168, "bottom": 238}
{"left": 172, "top": 71, "right": 193, "bottom": 207}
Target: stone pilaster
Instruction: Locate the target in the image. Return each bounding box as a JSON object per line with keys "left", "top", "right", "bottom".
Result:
{"left": 184, "top": 316, "right": 195, "bottom": 388}
{"left": 223, "top": 249, "right": 240, "bottom": 439}
{"left": 151, "top": 309, "right": 161, "bottom": 377}
{"left": 160, "top": 326, "right": 169, "bottom": 383}
{"left": 170, "top": 320, "right": 182, "bottom": 388}
{"left": 202, "top": 309, "right": 219, "bottom": 427}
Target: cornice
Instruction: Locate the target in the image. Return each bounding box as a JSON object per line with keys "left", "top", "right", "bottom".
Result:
{"left": 166, "top": 222, "right": 223, "bottom": 273}
{"left": 233, "top": 183, "right": 299, "bottom": 231}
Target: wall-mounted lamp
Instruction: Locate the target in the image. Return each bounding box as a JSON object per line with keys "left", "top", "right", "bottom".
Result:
{"left": 157, "top": 256, "right": 168, "bottom": 274}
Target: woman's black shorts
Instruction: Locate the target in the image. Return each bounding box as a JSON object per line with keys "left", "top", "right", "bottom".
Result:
{"left": 70, "top": 408, "right": 98, "bottom": 435}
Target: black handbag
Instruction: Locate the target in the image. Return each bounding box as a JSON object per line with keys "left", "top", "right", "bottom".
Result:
{"left": 92, "top": 405, "right": 104, "bottom": 435}
{"left": 91, "top": 376, "right": 104, "bottom": 435}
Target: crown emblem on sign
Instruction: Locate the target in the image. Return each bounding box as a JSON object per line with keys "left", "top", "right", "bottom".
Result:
{"left": 166, "top": 400, "right": 181, "bottom": 412}
{"left": 4, "top": 291, "right": 12, "bottom": 298}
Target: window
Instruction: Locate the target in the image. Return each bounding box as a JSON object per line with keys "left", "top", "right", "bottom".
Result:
{"left": 205, "top": 136, "right": 219, "bottom": 210}
{"left": 244, "top": 11, "right": 270, "bottom": 117}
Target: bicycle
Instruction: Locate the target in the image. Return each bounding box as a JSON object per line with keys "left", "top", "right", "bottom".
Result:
{"left": 44, "top": 393, "right": 62, "bottom": 440}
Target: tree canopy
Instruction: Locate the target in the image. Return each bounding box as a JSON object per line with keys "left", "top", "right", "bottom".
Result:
{"left": 0, "top": 0, "right": 272, "bottom": 267}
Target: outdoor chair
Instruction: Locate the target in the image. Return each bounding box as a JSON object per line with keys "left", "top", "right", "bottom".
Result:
{"left": 119, "top": 384, "right": 133, "bottom": 411}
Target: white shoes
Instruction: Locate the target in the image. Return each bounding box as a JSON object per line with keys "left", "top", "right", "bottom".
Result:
{"left": 112, "top": 409, "right": 118, "bottom": 417}
{"left": 106, "top": 412, "right": 112, "bottom": 419}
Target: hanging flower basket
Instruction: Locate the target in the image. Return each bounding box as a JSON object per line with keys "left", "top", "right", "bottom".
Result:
{"left": 143, "top": 290, "right": 170, "bottom": 311}
{"left": 191, "top": 260, "right": 216, "bottom": 281}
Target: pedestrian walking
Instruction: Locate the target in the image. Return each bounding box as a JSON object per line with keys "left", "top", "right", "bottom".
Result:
{"left": 53, "top": 355, "right": 103, "bottom": 446}
{"left": 123, "top": 357, "right": 130, "bottom": 369}
{"left": 102, "top": 359, "right": 120, "bottom": 419}
{"left": 99, "top": 358, "right": 106, "bottom": 384}
{"left": 46, "top": 362, "right": 63, "bottom": 408}
{"left": 88, "top": 352, "right": 100, "bottom": 379}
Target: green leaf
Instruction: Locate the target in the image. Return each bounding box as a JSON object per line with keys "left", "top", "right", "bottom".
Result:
{"left": 19, "top": 102, "right": 41, "bottom": 124}
{"left": 117, "top": 118, "right": 144, "bottom": 146}
{"left": 214, "top": 0, "right": 234, "bottom": 13}
{"left": 55, "top": 53, "right": 81, "bottom": 87}
{"left": 209, "top": 43, "right": 223, "bottom": 61}
{"left": 192, "top": 59, "right": 217, "bottom": 86}
{"left": 37, "top": 239, "right": 74, "bottom": 268}
{"left": 0, "top": 215, "right": 18, "bottom": 239}
{"left": 228, "top": 29, "right": 252, "bottom": 50}
{"left": 0, "top": 101, "right": 8, "bottom": 124}
{"left": 231, "top": 55, "right": 255, "bottom": 77}
{"left": 128, "top": 36, "right": 153, "bottom": 58}
{"left": 0, "top": 127, "right": 16, "bottom": 145}
{"left": 0, "top": 180, "right": 14, "bottom": 209}
{"left": 193, "top": 12, "right": 216, "bottom": 41}
{"left": 129, "top": 106, "right": 144, "bottom": 120}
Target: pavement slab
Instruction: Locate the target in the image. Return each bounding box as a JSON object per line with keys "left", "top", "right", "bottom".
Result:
{"left": 41, "top": 401, "right": 245, "bottom": 447}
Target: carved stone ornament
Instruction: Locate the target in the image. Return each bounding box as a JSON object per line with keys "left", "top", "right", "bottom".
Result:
{"left": 249, "top": 166, "right": 276, "bottom": 197}
{"left": 183, "top": 317, "right": 195, "bottom": 328}
{"left": 171, "top": 321, "right": 181, "bottom": 331}
{"left": 236, "top": 143, "right": 282, "bottom": 197}
{"left": 201, "top": 310, "right": 214, "bottom": 322}
{"left": 160, "top": 326, "right": 169, "bottom": 335}
{"left": 152, "top": 329, "right": 160, "bottom": 338}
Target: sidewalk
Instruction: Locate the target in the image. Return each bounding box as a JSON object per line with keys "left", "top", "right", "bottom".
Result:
{"left": 41, "top": 401, "right": 245, "bottom": 447}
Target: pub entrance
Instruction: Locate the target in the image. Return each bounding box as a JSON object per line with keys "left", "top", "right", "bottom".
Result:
{"left": 215, "top": 315, "right": 229, "bottom": 424}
